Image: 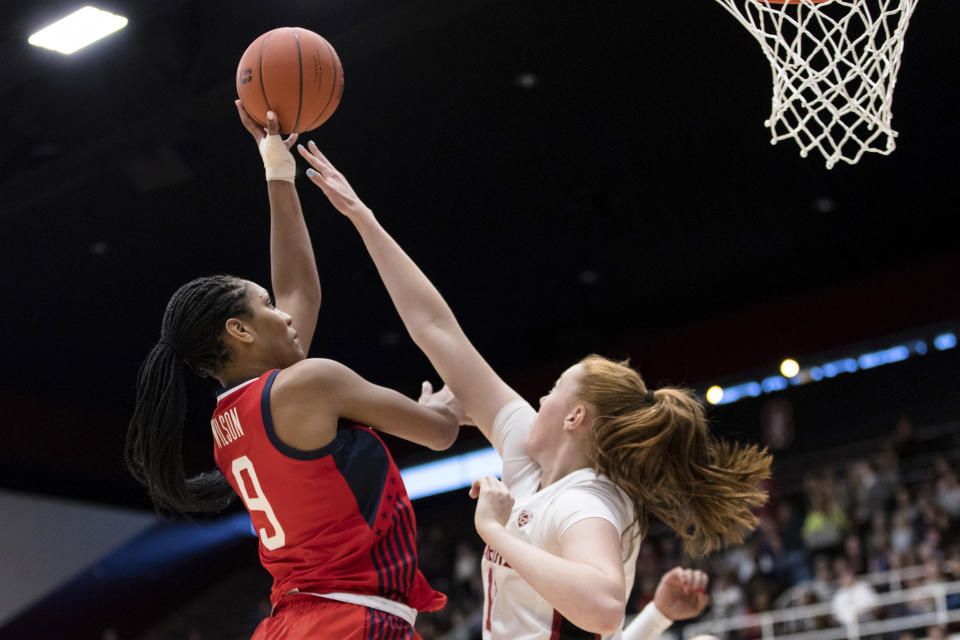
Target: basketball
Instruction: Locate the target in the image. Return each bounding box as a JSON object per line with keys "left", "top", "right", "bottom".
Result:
{"left": 236, "top": 27, "right": 344, "bottom": 134}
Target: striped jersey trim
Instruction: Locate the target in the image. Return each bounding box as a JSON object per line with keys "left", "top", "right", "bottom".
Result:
{"left": 371, "top": 497, "right": 417, "bottom": 601}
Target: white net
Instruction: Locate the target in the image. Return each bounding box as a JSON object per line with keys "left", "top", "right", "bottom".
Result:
{"left": 713, "top": 0, "right": 920, "bottom": 168}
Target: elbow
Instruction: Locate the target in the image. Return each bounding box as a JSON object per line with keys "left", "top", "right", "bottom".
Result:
{"left": 578, "top": 595, "right": 625, "bottom": 635}
{"left": 426, "top": 423, "right": 460, "bottom": 451}
{"left": 593, "top": 604, "right": 626, "bottom": 636}
{"left": 303, "top": 284, "right": 322, "bottom": 310}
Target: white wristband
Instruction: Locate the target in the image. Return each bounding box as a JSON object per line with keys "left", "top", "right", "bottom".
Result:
{"left": 259, "top": 134, "right": 296, "bottom": 183}
{"left": 622, "top": 601, "right": 673, "bottom": 640}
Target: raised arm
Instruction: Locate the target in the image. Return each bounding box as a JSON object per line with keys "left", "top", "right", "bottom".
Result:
{"left": 236, "top": 102, "right": 322, "bottom": 352}
{"left": 296, "top": 142, "right": 520, "bottom": 438}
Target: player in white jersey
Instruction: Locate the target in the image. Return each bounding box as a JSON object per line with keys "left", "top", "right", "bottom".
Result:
{"left": 472, "top": 403, "right": 709, "bottom": 639}
{"left": 297, "top": 144, "right": 771, "bottom": 639}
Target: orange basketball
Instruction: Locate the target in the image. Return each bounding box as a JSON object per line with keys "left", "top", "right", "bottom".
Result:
{"left": 236, "top": 27, "right": 343, "bottom": 134}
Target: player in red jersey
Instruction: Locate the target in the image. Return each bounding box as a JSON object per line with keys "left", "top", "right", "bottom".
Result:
{"left": 125, "top": 104, "right": 462, "bottom": 640}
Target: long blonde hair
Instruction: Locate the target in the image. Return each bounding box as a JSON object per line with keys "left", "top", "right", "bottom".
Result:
{"left": 577, "top": 355, "right": 771, "bottom": 557}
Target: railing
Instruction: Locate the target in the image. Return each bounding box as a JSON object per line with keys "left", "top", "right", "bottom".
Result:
{"left": 683, "top": 579, "right": 960, "bottom": 640}
{"left": 774, "top": 564, "right": 932, "bottom": 609}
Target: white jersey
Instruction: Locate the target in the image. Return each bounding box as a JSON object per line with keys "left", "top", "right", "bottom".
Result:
{"left": 480, "top": 399, "right": 641, "bottom": 640}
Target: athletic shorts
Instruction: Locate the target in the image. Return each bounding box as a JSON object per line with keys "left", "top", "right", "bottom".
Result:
{"left": 252, "top": 593, "right": 421, "bottom": 640}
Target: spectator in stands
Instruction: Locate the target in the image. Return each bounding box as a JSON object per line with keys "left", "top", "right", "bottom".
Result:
{"left": 822, "top": 469, "right": 850, "bottom": 515}
{"left": 894, "top": 485, "right": 917, "bottom": 520}
{"left": 809, "top": 554, "right": 835, "bottom": 604}
{"left": 847, "top": 459, "right": 877, "bottom": 528}
{"left": 802, "top": 490, "right": 846, "bottom": 552}
{"left": 927, "top": 625, "right": 947, "bottom": 640}
{"left": 923, "top": 557, "right": 945, "bottom": 586}
{"left": 725, "top": 541, "right": 761, "bottom": 585}
{"left": 830, "top": 560, "right": 878, "bottom": 627}
{"left": 710, "top": 569, "right": 746, "bottom": 619}
{"left": 890, "top": 547, "right": 918, "bottom": 576}
{"left": 917, "top": 498, "right": 949, "bottom": 548}
{"left": 777, "top": 501, "right": 805, "bottom": 551}
{"left": 844, "top": 533, "right": 867, "bottom": 575}
{"left": 867, "top": 448, "right": 901, "bottom": 513}
{"left": 944, "top": 548, "right": 960, "bottom": 610}
{"left": 871, "top": 510, "right": 889, "bottom": 546}
{"left": 891, "top": 414, "right": 920, "bottom": 460}
{"left": 866, "top": 528, "right": 892, "bottom": 574}
{"left": 935, "top": 467, "right": 960, "bottom": 518}
{"left": 741, "top": 579, "right": 771, "bottom": 640}
{"left": 891, "top": 511, "right": 915, "bottom": 554}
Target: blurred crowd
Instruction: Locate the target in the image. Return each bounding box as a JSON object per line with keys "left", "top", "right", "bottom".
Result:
{"left": 629, "top": 415, "right": 960, "bottom": 639}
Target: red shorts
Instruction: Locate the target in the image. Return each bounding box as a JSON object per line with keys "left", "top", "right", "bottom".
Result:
{"left": 251, "top": 594, "right": 421, "bottom": 640}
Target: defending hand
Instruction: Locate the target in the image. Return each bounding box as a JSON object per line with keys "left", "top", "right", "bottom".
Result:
{"left": 653, "top": 567, "right": 710, "bottom": 621}
{"left": 419, "top": 381, "right": 475, "bottom": 426}
{"left": 297, "top": 141, "right": 372, "bottom": 221}
{"left": 470, "top": 476, "right": 515, "bottom": 541}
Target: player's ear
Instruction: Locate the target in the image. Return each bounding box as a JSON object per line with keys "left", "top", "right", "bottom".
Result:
{"left": 563, "top": 404, "right": 590, "bottom": 432}
{"left": 224, "top": 317, "right": 254, "bottom": 344}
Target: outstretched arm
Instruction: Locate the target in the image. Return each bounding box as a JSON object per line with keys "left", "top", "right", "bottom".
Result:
{"left": 237, "top": 102, "right": 322, "bottom": 352}
{"left": 270, "top": 358, "right": 460, "bottom": 451}
{"left": 297, "top": 142, "right": 520, "bottom": 439}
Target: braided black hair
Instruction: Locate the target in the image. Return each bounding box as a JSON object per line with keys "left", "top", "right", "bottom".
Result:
{"left": 126, "top": 275, "right": 250, "bottom": 513}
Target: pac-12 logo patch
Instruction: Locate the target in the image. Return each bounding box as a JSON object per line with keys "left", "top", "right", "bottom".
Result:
{"left": 517, "top": 509, "right": 533, "bottom": 528}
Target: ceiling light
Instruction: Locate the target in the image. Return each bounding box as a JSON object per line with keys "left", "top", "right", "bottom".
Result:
{"left": 28, "top": 6, "right": 128, "bottom": 55}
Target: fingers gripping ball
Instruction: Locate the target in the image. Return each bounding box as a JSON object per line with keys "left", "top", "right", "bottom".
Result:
{"left": 237, "top": 27, "right": 343, "bottom": 134}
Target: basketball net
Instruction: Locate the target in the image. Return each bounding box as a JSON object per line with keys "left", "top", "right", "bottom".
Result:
{"left": 714, "top": 0, "right": 920, "bottom": 168}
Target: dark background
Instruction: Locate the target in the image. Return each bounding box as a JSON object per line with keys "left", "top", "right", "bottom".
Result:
{"left": 1, "top": 0, "right": 957, "bottom": 508}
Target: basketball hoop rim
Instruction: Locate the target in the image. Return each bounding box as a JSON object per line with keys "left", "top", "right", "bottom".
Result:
{"left": 758, "top": 0, "right": 832, "bottom": 4}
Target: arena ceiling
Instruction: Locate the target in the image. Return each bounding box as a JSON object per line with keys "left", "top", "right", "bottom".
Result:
{"left": 1, "top": 0, "right": 958, "bottom": 509}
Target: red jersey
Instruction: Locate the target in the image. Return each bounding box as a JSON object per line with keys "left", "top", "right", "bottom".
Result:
{"left": 211, "top": 369, "right": 446, "bottom": 612}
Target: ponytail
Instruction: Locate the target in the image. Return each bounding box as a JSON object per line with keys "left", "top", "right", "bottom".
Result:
{"left": 126, "top": 276, "right": 249, "bottom": 513}
{"left": 578, "top": 355, "right": 772, "bottom": 557}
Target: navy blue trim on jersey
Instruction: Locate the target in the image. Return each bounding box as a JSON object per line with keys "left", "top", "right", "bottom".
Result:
{"left": 392, "top": 500, "right": 417, "bottom": 593}
{"left": 331, "top": 427, "right": 389, "bottom": 528}
{"left": 366, "top": 607, "right": 412, "bottom": 640}
{"left": 260, "top": 369, "right": 348, "bottom": 460}
{"left": 370, "top": 496, "right": 420, "bottom": 602}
